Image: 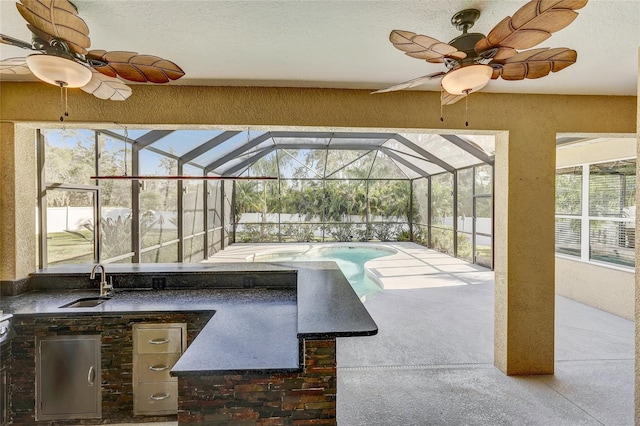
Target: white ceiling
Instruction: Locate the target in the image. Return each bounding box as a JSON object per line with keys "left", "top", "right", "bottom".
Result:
{"left": 1, "top": 0, "right": 638, "bottom": 96}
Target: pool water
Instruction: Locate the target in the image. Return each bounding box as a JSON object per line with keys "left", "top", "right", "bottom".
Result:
{"left": 252, "top": 245, "right": 394, "bottom": 299}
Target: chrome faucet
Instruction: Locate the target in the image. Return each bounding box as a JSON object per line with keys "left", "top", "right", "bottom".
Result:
{"left": 90, "top": 264, "right": 113, "bottom": 297}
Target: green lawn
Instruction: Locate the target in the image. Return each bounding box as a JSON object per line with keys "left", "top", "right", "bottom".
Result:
{"left": 47, "top": 231, "right": 94, "bottom": 265}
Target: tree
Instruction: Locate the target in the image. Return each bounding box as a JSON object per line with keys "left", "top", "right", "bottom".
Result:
{"left": 234, "top": 181, "right": 264, "bottom": 223}
{"left": 430, "top": 173, "right": 454, "bottom": 226}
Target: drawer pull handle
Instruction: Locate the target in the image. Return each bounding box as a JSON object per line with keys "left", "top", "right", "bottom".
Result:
{"left": 150, "top": 392, "right": 170, "bottom": 401}
{"left": 149, "top": 364, "right": 169, "bottom": 371}
{"left": 149, "top": 338, "right": 170, "bottom": 345}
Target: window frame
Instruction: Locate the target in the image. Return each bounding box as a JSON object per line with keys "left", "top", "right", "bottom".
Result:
{"left": 36, "top": 129, "right": 227, "bottom": 267}
{"left": 555, "top": 157, "right": 636, "bottom": 269}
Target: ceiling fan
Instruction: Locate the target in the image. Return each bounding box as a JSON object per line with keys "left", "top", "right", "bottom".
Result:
{"left": 0, "top": 0, "right": 185, "bottom": 113}
{"left": 373, "top": 0, "right": 587, "bottom": 108}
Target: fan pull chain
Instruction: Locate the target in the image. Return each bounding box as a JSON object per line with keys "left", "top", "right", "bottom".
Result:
{"left": 65, "top": 86, "right": 69, "bottom": 120}
{"left": 439, "top": 85, "right": 444, "bottom": 123}
{"left": 58, "top": 82, "right": 70, "bottom": 122}
{"left": 123, "top": 126, "right": 129, "bottom": 176}
{"left": 463, "top": 89, "right": 470, "bottom": 127}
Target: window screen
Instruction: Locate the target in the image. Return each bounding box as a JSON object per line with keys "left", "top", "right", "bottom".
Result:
{"left": 556, "top": 167, "right": 582, "bottom": 215}
{"left": 589, "top": 160, "right": 635, "bottom": 217}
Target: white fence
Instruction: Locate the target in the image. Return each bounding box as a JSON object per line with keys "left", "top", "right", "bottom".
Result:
{"left": 47, "top": 207, "right": 93, "bottom": 232}
{"left": 47, "top": 208, "right": 492, "bottom": 244}
{"left": 46, "top": 207, "right": 177, "bottom": 233}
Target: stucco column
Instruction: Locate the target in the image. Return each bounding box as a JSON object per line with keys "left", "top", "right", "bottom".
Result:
{"left": 0, "top": 123, "right": 36, "bottom": 284}
{"left": 494, "top": 128, "right": 556, "bottom": 375}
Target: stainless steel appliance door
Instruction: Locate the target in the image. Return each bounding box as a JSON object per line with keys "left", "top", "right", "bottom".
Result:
{"left": 36, "top": 335, "right": 101, "bottom": 420}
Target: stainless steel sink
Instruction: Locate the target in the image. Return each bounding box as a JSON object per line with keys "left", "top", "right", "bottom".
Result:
{"left": 59, "top": 297, "right": 111, "bottom": 308}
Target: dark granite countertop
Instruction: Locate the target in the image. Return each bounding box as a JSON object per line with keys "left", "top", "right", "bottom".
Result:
{"left": 0, "top": 288, "right": 292, "bottom": 316}
{"left": 31, "top": 262, "right": 298, "bottom": 274}
{"left": 0, "top": 288, "right": 300, "bottom": 374}
{"left": 277, "top": 261, "right": 380, "bottom": 338}
{"left": 0, "top": 261, "right": 377, "bottom": 375}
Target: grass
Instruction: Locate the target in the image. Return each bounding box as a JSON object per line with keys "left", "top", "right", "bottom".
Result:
{"left": 47, "top": 231, "right": 93, "bottom": 265}
{"left": 47, "top": 228, "right": 207, "bottom": 265}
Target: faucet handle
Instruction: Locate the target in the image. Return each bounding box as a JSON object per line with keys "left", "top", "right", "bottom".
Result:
{"left": 99, "top": 276, "right": 114, "bottom": 297}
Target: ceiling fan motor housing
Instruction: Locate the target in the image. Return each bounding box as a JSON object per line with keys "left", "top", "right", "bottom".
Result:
{"left": 450, "top": 8, "right": 481, "bottom": 32}
{"left": 448, "top": 32, "right": 486, "bottom": 65}
{"left": 447, "top": 9, "right": 487, "bottom": 67}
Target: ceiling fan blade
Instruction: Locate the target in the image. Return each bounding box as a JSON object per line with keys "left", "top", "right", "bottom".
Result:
{"left": 475, "top": 40, "right": 517, "bottom": 61}
{"left": 475, "top": 0, "right": 587, "bottom": 53}
{"left": 390, "top": 30, "right": 466, "bottom": 63}
{"left": 0, "top": 33, "right": 35, "bottom": 50}
{"left": 87, "top": 50, "right": 185, "bottom": 83}
{"left": 0, "top": 57, "right": 31, "bottom": 75}
{"left": 441, "top": 89, "right": 466, "bottom": 106}
{"left": 492, "top": 47, "right": 577, "bottom": 80}
{"left": 81, "top": 70, "right": 132, "bottom": 101}
{"left": 16, "top": 0, "right": 90, "bottom": 55}
{"left": 371, "top": 72, "right": 447, "bottom": 94}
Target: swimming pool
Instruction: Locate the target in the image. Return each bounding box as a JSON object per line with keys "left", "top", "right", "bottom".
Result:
{"left": 251, "top": 245, "right": 395, "bottom": 299}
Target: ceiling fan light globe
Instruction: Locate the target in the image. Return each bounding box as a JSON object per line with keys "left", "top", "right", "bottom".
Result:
{"left": 441, "top": 64, "right": 492, "bottom": 96}
{"left": 26, "top": 54, "right": 92, "bottom": 88}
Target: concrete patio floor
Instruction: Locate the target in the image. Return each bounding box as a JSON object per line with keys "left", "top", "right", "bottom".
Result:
{"left": 206, "top": 242, "right": 635, "bottom": 425}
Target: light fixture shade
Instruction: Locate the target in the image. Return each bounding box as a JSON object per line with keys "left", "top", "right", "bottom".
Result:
{"left": 441, "top": 64, "right": 493, "bottom": 96}
{"left": 26, "top": 54, "right": 92, "bottom": 88}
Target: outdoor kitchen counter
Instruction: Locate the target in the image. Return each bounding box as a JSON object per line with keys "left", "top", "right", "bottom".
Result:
{"left": 0, "top": 261, "right": 378, "bottom": 375}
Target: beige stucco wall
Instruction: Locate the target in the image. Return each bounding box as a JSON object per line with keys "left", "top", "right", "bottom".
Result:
{"left": 0, "top": 123, "right": 36, "bottom": 282}
{"left": 1, "top": 82, "right": 636, "bottom": 378}
{"left": 556, "top": 257, "right": 634, "bottom": 320}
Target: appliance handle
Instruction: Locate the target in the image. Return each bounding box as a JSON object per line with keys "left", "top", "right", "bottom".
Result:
{"left": 150, "top": 392, "right": 170, "bottom": 401}
{"left": 149, "top": 364, "right": 169, "bottom": 371}
{"left": 87, "top": 366, "right": 96, "bottom": 387}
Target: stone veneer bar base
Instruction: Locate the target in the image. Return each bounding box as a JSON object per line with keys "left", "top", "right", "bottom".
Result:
{"left": 177, "top": 339, "right": 337, "bottom": 425}
{"left": 10, "top": 312, "right": 213, "bottom": 425}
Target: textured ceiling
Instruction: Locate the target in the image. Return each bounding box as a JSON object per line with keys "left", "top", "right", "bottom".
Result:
{"left": 0, "top": 0, "right": 638, "bottom": 96}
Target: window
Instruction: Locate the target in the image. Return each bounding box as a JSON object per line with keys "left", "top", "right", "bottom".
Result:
{"left": 430, "top": 173, "right": 454, "bottom": 255}
{"left": 555, "top": 160, "right": 635, "bottom": 268}
{"left": 555, "top": 167, "right": 582, "bottom": 258}
{"left": 36, "top": 128, "right": 494, "bottom": 267}
{"left": 98, "top": 132, "right": 133, "bottom": 263}
{"left": 207, "top": 179, "right": 224, "bottom": 255}
{"left": 37, "top": 129, "right": 228, "bottom": 267}
{"left": 45, "top": 189, "right": 96, "bottom": 265}
{"left": 457, "top": 168, "right": 473, "bottom": 261}
{"left": 139, "top": 150, "right": 179, "bottom": 263}
{"left": 40, "top": 130, "right": 98, "bottom": 267}
{"left": 589, "top": 160, "right": 635, "bottom": 267}
{"left": 182, "top": 164, "right": 205, "bottom": 262}
{"left": 410, "top": 166, "right": 494, "bottom": 267}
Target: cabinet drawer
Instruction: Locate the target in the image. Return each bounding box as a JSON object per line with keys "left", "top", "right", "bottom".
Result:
{"left": 136, "top": 327, "right": 183, "bottom": 353}
{"left": 135, "top": 382, "right": 178, "bottom": 415}
{"left": 136, "top": 353, "right": 180, "bottom": 383}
